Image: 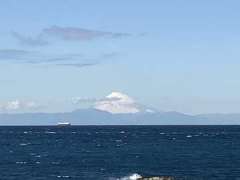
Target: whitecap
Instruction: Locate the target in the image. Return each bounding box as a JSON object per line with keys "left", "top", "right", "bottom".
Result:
{"left": 19, "top": 143, "right": 30, "bottom": 146}
{"left": 57, "top": 175, "right": 70, "bottom": 178}
{"left": 115, "top": 139, "right": 123, "bottom": 142}
{"left": 45, "top": 131, "right": 56, "bottom": 134}
{"left": 115, "top": 173, "right": 142, "bottom": 180}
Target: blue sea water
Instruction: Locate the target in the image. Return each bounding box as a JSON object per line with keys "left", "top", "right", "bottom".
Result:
{"left": 0, "top": 125, "right": 239, "bottom": 180}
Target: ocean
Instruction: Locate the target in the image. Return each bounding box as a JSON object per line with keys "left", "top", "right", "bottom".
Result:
{"left": 0, "top": 125, "right": 239, "bottom": 180}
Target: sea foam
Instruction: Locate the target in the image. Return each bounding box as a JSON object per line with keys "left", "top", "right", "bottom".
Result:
{"left": 115, "top": 173, "right": 142, "bottom": 180}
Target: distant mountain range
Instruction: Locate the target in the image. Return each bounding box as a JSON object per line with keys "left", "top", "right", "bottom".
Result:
{"left": 1, "top": 108, "right": 240, "bottom": 125}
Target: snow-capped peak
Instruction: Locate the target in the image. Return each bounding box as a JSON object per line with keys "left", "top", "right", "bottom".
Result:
{"left": 94, "top": 92, "right": 140, "bottom": 114}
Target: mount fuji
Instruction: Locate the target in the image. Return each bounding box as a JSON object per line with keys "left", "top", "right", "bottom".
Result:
{"left": 0, "top": 92, "right": 240, "bottom": 125}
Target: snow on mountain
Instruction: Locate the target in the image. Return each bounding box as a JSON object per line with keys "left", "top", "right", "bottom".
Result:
{"left": 94, "top": 92, "right": 154, "bottom": 114}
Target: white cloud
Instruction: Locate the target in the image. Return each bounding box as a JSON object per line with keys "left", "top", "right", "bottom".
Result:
{"left": 0, "top": 100, "right": 41, "bottom": 112}
{"left": 5, "top": 100, "right": 20, "bottom": 110}
{"left": 94, "top": 92, "right": 141, "bottom": 114}
{"left": 72, "top": 92, "right": 156, "bottom": 114}
{"left": 71, "top": 97, "right": 97, "bottom": 104}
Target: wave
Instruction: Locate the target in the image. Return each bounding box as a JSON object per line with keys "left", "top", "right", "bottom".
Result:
{"left": 113, "top": 173, "right": 142, "bottom": 180}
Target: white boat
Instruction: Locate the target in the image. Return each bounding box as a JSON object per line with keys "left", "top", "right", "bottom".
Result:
{"left": 57, "top": 122, "right": 71, "bottom": 126}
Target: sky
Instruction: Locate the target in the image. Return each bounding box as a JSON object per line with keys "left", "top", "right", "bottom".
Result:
{"left": 1, "top": 0, "right": 240, "bottom": 114}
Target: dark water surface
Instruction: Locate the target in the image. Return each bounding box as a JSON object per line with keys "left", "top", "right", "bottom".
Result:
{"left": 0, "top": 126, "right": 239, "bottom": 180}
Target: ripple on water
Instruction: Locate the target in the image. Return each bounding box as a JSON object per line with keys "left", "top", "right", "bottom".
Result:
{"left": 16, "top": 161, "right": 27, "bottom": 164}
{"left": 51, "top": 162, "right": 60, "bottom": 165}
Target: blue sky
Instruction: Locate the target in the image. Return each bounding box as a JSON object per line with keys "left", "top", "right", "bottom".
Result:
{"left": 1, "top": 0, "right": 240, "bottom": 114}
